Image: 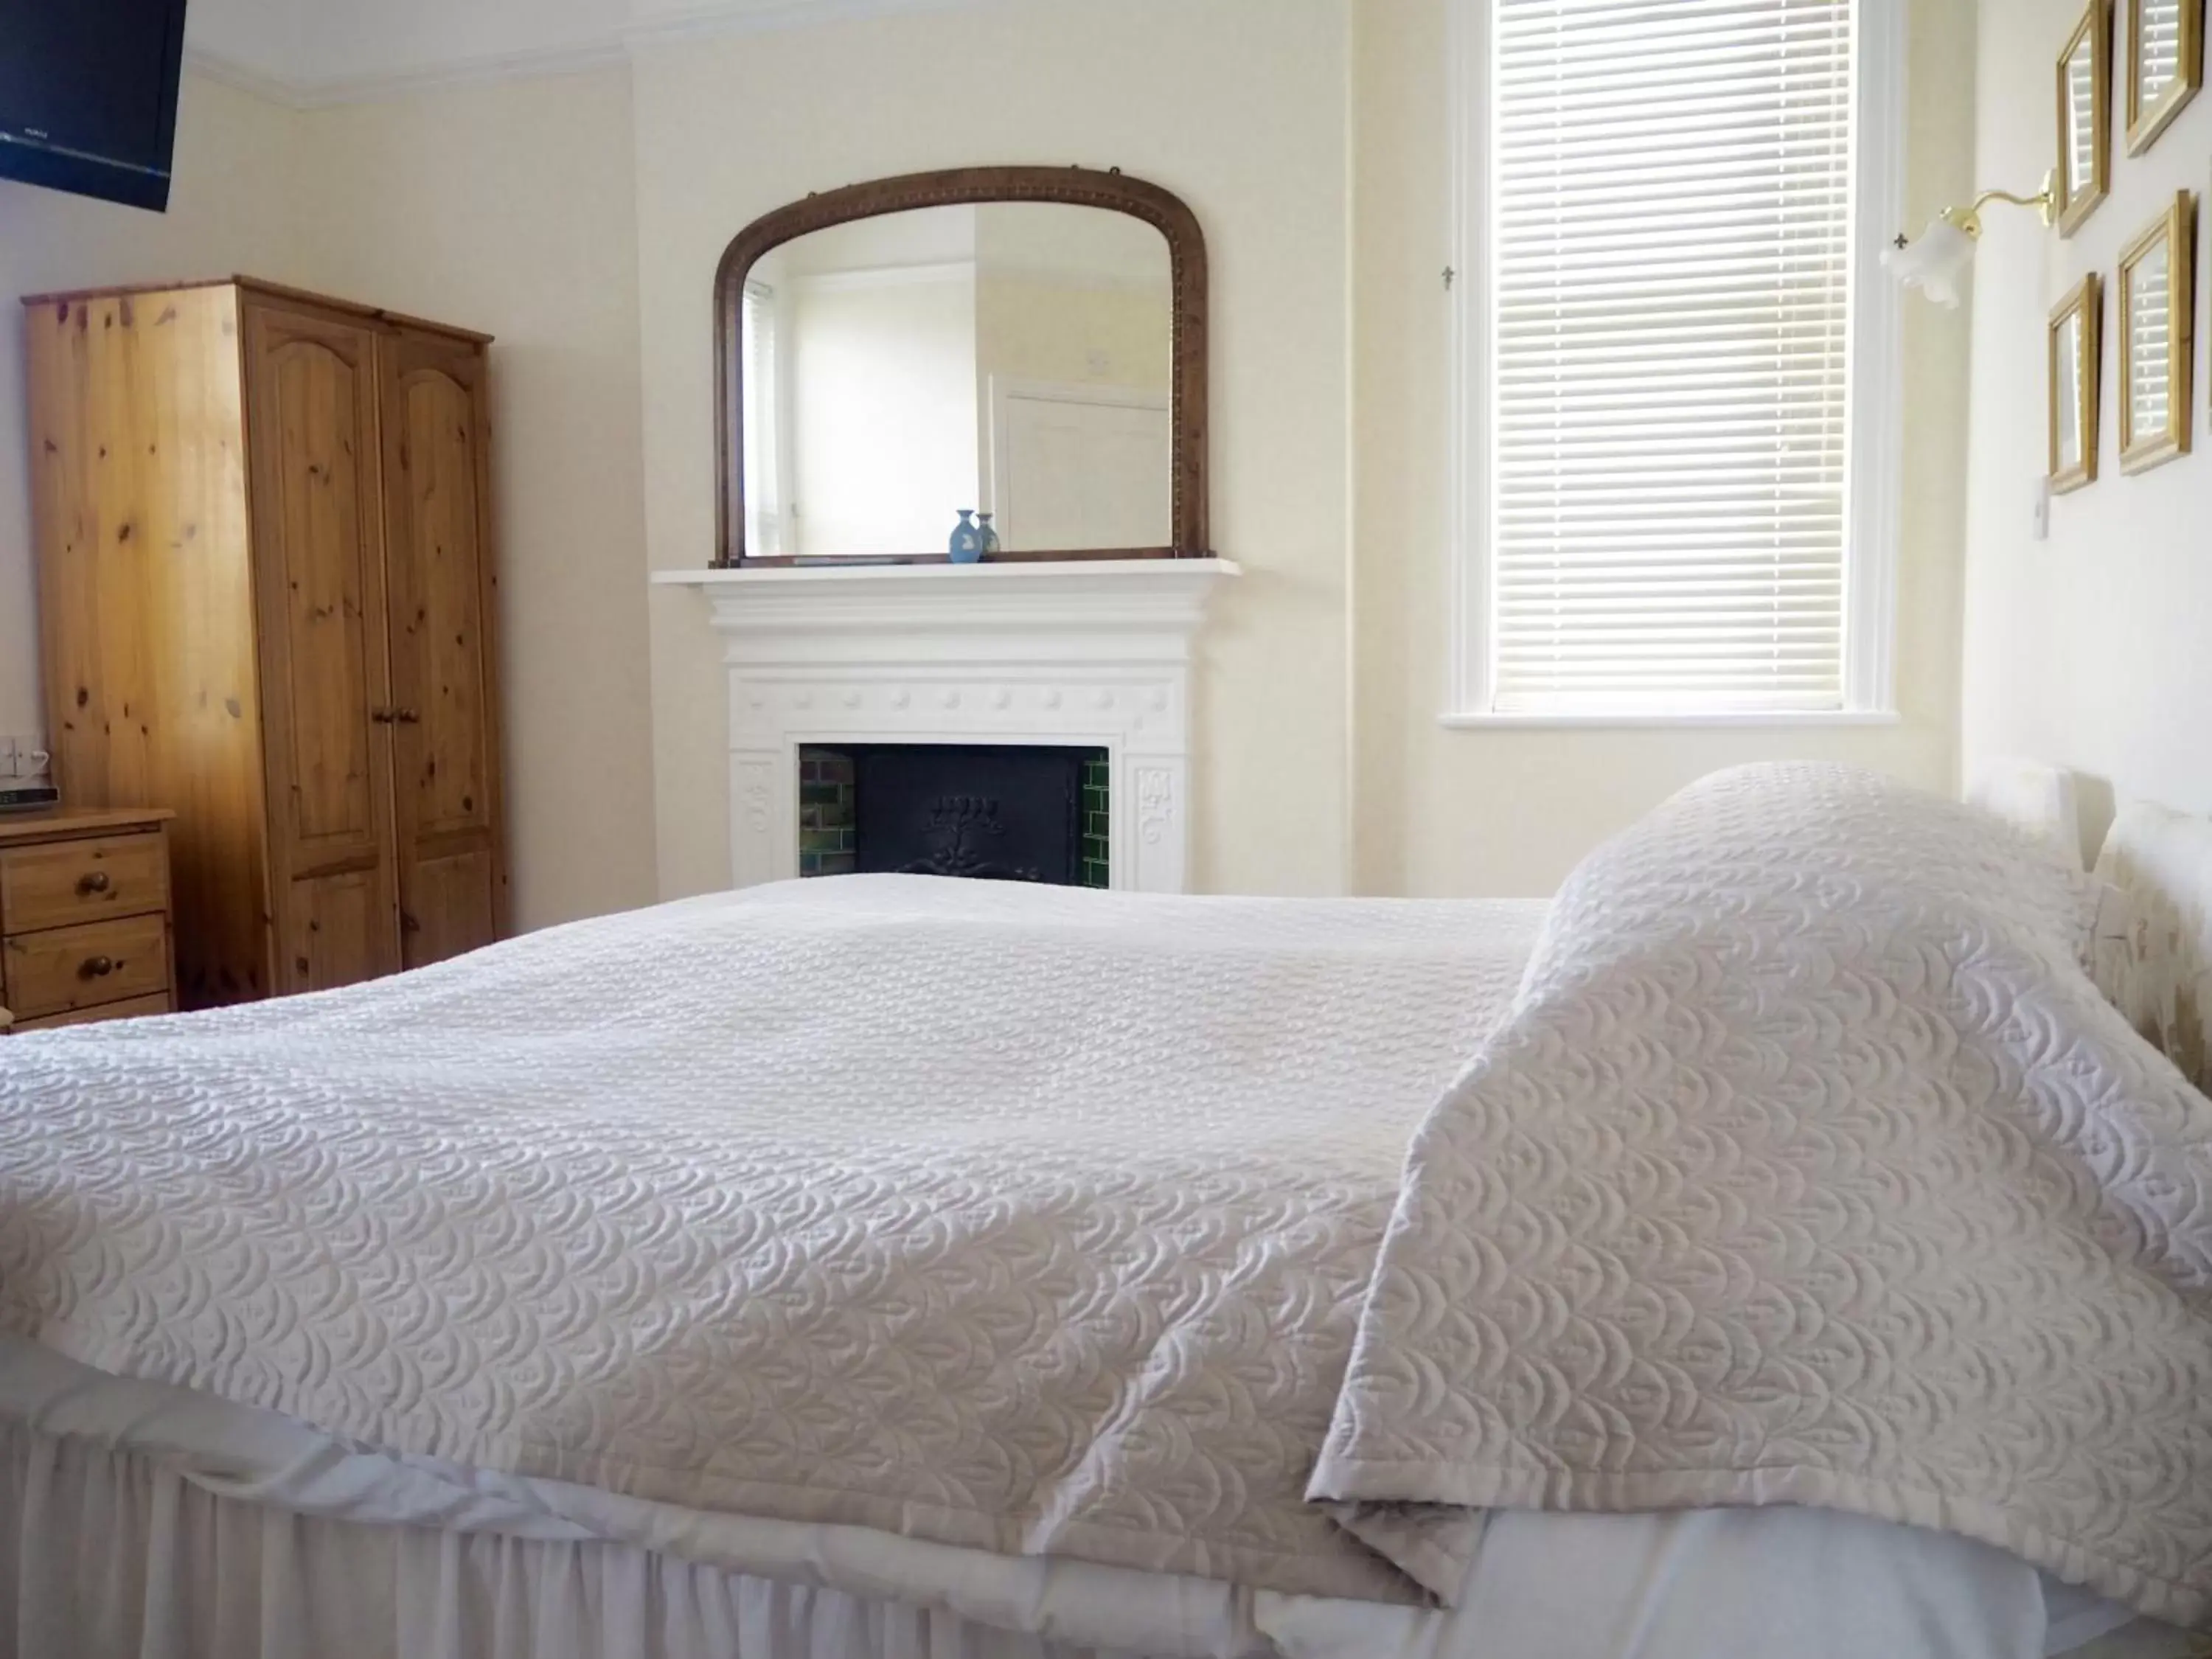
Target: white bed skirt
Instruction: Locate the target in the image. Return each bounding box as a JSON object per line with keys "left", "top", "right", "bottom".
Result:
{"left": 0, "top": 1425, "right": 1138, "bottom": 1659}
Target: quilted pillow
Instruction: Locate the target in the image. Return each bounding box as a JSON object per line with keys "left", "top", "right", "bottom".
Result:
{"left": 1529, "top": 761, "right": 2104, "bottom": 999}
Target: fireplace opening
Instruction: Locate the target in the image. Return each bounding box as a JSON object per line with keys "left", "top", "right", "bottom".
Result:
{"left": 799, "top": 745, "right": 1109, "bottom": 888}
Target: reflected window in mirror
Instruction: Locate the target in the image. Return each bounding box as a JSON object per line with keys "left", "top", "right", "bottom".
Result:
{"left": 2117, "top": 192, "right": 2195, "bottom": 473}
{"left": 2048, "top": 274, "right": 2100, "bottom": 494}
{"left": 740, "top": 279, "right": 790, "bottom": 557}
{"left": 2057, "top": 0, "right": 2111, "bottom": 236}
{"left": 2127, "top": 0, "right": 2202, "bottom": 153}
{"left": 735, "top": 201, "right": 1174, "bottom": 560}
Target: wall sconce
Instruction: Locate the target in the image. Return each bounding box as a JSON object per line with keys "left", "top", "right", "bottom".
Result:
{"left": 1882, "top": 171, "right": 2058, "bottom": 307}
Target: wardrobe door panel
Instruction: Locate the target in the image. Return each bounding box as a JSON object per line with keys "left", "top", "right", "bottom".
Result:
{"left": 282, "top": 867, "right": 384, "bottom": 992}
{"left": 243, "top": 301, "right": 401, "bottom": 993}
{"left": 380, "top": 329, "right": 507, "bottom": 970}
{"left": 403, "top": 849, "right": 498, "bottom": 970}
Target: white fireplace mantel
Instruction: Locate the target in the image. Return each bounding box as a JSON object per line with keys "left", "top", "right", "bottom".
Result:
{"left": 654, "top": 560, "right": 1240, "bottom": 893}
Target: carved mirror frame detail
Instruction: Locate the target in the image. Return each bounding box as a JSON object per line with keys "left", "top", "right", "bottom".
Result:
{"left": 712, "top": 165, "right": 1210, "bottom": 568}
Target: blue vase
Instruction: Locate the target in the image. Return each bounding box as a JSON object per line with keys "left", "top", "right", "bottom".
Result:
{"left": 948, "top": 510, "right": 984, "bottom": 563}
{"left": 976, "top": 512, "right": 1001, "bottom": 557}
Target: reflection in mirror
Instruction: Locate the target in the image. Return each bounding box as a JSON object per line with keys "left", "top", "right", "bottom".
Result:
{"left": 2128, "top": 0, "right": 2201, "bottom": 150}
{"left": 2057, "top": 1, "right": 2110, "bottom": 234}
{"left": 2139, "top": 0, "right": 2180, "bottom": 102}
{"left": 2129, "top": 237, "right": 2171, "bottom": 435}
{"left": 740, "top": 201, "right": 1174, "bottom": 560}
{"left": 2056, "top": 313, "right": 2084, "bottom": 471}
{"left": 2117, "top": 192, "right": 2194, "bottom": 473}
{"left": 2048, "top": 274, "right": 2100, "bottom": 494}
{"left": 2067, "top": 37, "right": 2099, "bottom": 192}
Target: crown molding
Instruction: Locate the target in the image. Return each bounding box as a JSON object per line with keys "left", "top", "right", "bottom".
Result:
{"left": 621, "top": 0, "right": 986, "bottom": 53}
{"left": 181, "top": 46, "right": 312, "bottom": 111}
{"left": 181, "top": 0, "right": 1006, "bottom": 111}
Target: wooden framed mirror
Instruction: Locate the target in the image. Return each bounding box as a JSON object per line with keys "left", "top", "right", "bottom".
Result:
{"left": 2049, "top": 274, "right": 2102, "bottom": 493}
{"left": 2126, "top": 0, "right": 2203, "bottom": 153}
{"left": 712, "top": 166, "right": 1209, "bottom": 567}
{"left": 2118, "top": 192, "right": 2196, "bottom": 473}
{"left": 2056, "top": 0, "right": 2112, "bottom": 237}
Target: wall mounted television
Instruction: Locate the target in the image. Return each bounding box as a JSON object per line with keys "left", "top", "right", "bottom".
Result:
{"left": 0, "top": 0, "right": 190, "bottom": 212}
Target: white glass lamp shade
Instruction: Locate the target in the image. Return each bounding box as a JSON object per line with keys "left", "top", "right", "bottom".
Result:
{"left": 1882, "top": 218, "right": 1977, "bottom": 308}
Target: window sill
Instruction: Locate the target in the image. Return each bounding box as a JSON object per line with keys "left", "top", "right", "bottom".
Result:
{"left": 1438, "top": 709, "right": 1904, "bottom": 731}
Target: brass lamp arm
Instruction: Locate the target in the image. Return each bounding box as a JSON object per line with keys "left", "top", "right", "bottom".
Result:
{"left": 1933, "top": 170, "right": 2059, "bottom": 240}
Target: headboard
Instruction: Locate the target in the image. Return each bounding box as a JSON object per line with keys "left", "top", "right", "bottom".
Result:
{"left": 1965, "top": 757, "right": 2085, "bottom": 866}
{"left": 2093, "top": 802, "right": 2212, "bottom": 1096}
{"left": 1969, "top": 759, "right": 2211, "bottom": 1096}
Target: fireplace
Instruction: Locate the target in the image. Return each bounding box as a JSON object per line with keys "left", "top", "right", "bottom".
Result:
{"left": 655, "top": 558, "right": 1237, "bottom": 894}
{"left": 800, "top": 745, "right": 1110, "bottom": 888}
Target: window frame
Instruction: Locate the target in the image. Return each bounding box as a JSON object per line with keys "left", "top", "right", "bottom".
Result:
{"left": 1441, "top": 0, "right": 1909, "bottom": 729}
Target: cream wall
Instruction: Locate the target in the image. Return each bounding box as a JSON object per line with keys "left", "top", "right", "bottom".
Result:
{"left": 630, "top": 0, "right": 1355, "bottom": 900}
{"left": 286, "top": 69, "right": 660, "bottom": 929}
{"left": 1959, "top": 0, "right": 2212, "bottom": 844}
{"left": 0, "top": 73, "right": 307, "bottom": 745}
{"left": 0, "top": 69, "right": 658, "bottom": 933}
{"left": 1349, "top": 0, "right": 1980, "bottom": 897}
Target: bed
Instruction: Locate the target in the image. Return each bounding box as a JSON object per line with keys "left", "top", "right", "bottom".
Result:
{"left": 0, "top": 762, "right": 2205, "bottom": 1659}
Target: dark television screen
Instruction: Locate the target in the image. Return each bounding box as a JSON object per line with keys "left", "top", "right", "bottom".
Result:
{"left": 0, "top": 0, "right": 189, "bottom": 212}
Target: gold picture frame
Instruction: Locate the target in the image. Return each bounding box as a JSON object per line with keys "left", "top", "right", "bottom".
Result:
{"left": 2057, "top": 0, "right": 2113, "bottom": 237}
{"left": 2117, "top": 192, "right": 2197, "bottom": 473}
{"left": 2050, "top": 274, "right": 2103, "bottom": 493}
{"left": 2126, "top": 0, "right": 2204, "bottom": 154}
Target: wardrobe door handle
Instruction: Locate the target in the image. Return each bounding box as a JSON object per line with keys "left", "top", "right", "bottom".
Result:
{"left": 394, "top": 709, "right": 421, "bottom": 726}
{"left": 369, "top": 709, "right": 395, "bottom": 725}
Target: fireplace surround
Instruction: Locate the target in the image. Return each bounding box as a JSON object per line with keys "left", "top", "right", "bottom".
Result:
{"left": 655, "top": 559, "right": 1239, "bottom": 894}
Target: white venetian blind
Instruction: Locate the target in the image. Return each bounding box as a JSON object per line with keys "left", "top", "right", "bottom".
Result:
{"left": 740, "top": 279, "right": 785, "bottom": 557}
{"left": 1487, "top": 0, "right": 1858, "bottom": 714}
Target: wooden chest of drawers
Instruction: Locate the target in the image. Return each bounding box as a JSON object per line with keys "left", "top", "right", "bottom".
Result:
{"left": 0, "top": 809, "right": 176, "bottom": 1034}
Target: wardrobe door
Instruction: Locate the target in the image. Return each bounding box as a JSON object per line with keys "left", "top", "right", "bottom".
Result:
{"left": 242, "top": 299, "right": 403, "bottom": 993}
{"left": 378, "top": 327, "right": 508, "bottom": 970}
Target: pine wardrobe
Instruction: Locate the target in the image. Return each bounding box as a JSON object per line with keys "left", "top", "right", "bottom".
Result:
{"left": 22, "top": 278, "right": 509, "bottom": 1008}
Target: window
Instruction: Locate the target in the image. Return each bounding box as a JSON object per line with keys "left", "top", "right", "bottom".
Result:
{"left": 1449, "top": 0, "right": 1903, "bottom": 723}
{"left": 740, "top": 279, "right": 788, "bottom": 558}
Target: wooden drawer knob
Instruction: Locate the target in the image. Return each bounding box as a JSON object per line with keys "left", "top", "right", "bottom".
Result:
{"left": 77, "top": 870, "right": 111, "bottom": 895}
{"left": 79, "top": 955, "right": 116, "bottom": 980}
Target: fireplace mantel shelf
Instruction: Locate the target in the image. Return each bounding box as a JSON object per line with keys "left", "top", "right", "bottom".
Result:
{"left": 660, "top": 559, "right": 1239, "bottom": 894}
{"left": 654, "top": 557, "right": 1239, "bottom": 585}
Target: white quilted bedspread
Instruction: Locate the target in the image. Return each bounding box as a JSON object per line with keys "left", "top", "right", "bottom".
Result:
{"left": 0, "top": 878, "right": 1540, "bottom": 1604}
{"left": 1312, "top": 765, "right": 2212, "bottom": 1629}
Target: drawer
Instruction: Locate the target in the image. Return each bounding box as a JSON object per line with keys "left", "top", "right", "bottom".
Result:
{"left": 10, "top": 992, "right": 173, "bottom": 1034}
{"left": 2, "top": 914, "right": 170, "bottom": 1020}
{"left": 0, "top": 832, "right": 170, "bottom": 936}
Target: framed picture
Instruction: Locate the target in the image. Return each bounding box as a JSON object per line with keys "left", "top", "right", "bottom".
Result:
{"left": 2126, "top": 0, "right": 2204, "bottom": 153}
{"left": 2050, "top": 274, "right": 2103, "bottom": 493}
{"left": 2117, "top": 192, "right": 2197, "bottom": 473}
{"left": 2057, "top": 0, "right": 2113, "bottom": 236}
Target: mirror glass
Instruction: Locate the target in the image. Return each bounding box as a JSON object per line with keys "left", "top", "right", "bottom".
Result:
{"left": 738, "top": 201, "right": 1174, "bottom": 560}
{"left": 2065, "top": 32, "right": 2099, "bottom": 195}
{"left": 2138, "top": 0, "right": 2182, "bottom": 105}
{"left": 2056, "top": 309, "right": 2084, "bottom": 471}
{"left": 2128, "top": 234, "right": 2173, "bottom": 435}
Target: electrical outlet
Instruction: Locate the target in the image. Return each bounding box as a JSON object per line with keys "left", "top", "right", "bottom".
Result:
{"left": 2031, "top": 475, "right": 2051, "bottom": 542}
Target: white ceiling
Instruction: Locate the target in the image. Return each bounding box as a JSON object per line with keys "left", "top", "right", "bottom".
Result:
{"left": 183, "top": 0, "right": 974, "bottom": 103}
